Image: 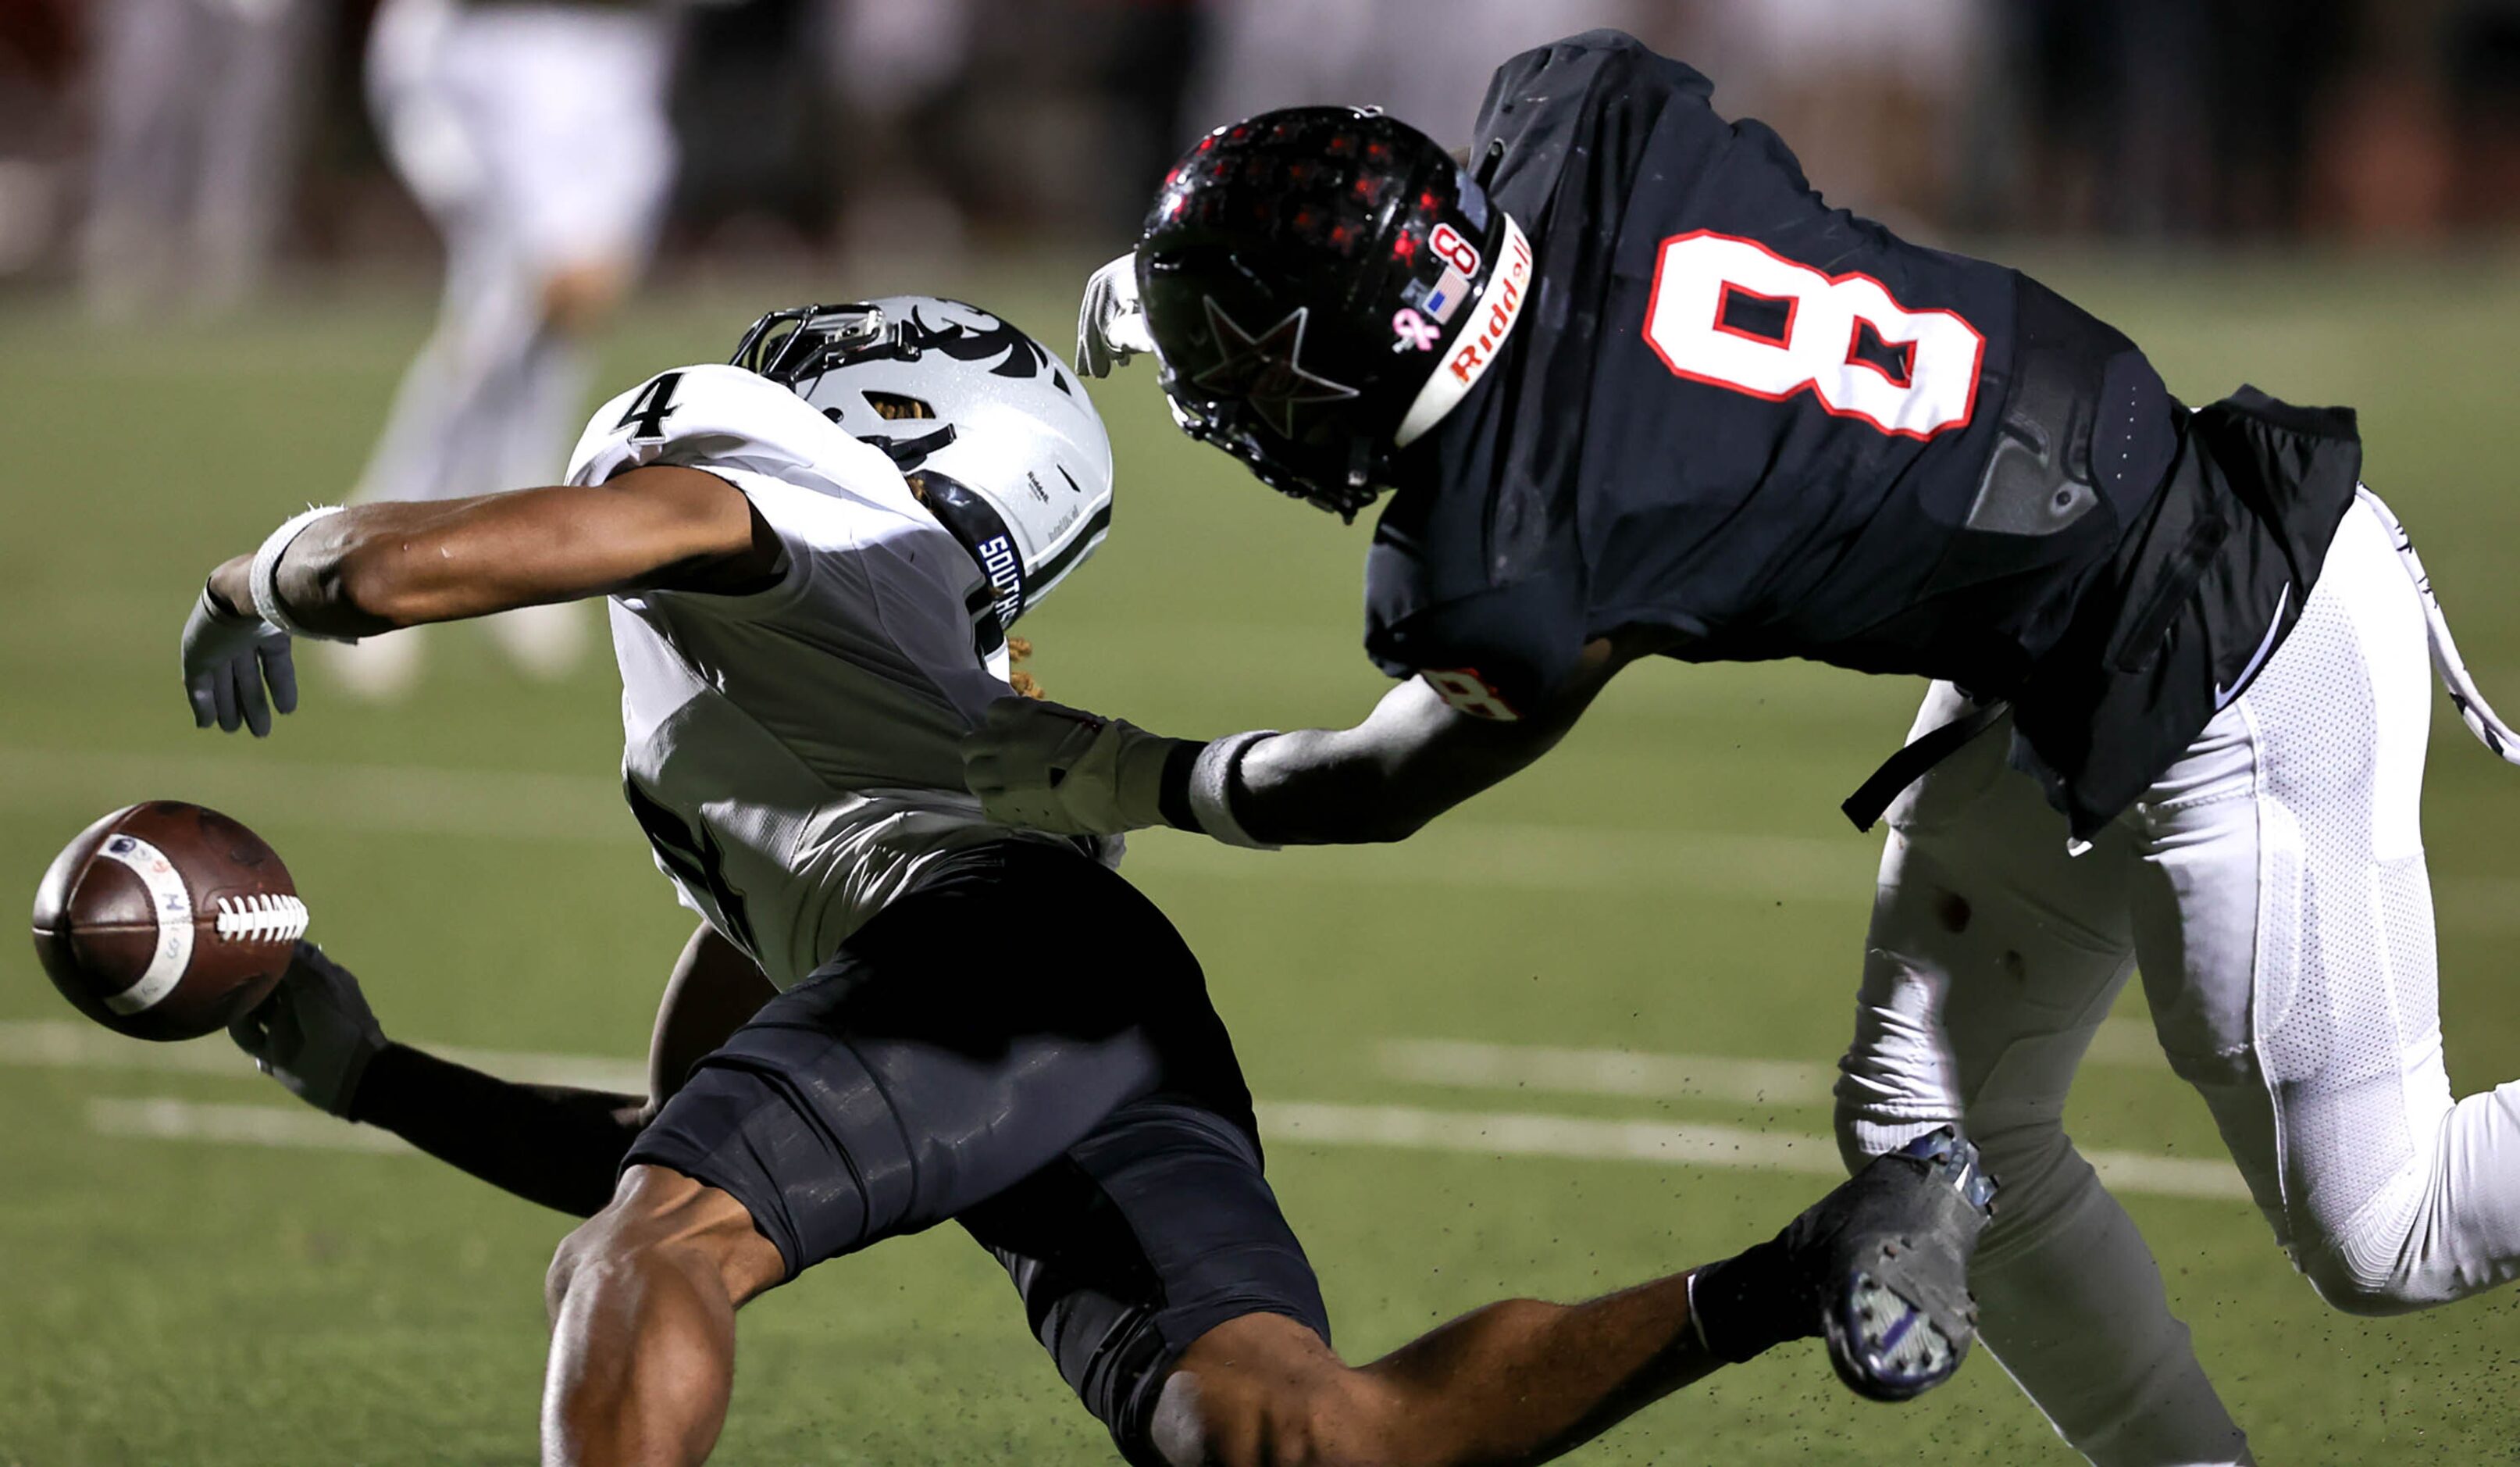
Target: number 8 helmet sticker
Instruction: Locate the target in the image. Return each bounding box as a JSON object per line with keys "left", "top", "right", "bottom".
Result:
{"left": 1429, "top": 223, "right": 1482, "bottom": 275}
{"left": 1642, "top": 231, "right": 1984, "bottom": 440}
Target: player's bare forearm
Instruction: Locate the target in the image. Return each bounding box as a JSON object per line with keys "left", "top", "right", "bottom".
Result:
{"left": 204, "top": 466, "right": 779, "bottom": 639}
{"left": 344, "top": 926, "right": 773, "bottom": 1219}
{"left": 1360, "top": 1273, "right": 1722, "bottom": 1462}
{"left": 1232, "top": 635, "right": 1638, "bottom": 844}
{"left": 1172, "top": 1267, "right": 1722, "bottom": 1465}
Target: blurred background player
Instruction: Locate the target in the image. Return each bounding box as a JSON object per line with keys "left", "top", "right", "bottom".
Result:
{"left": 80, "top": 0, "right": 327, "bottom": 318}
{"left": 330, "top": 0, "right": 694, "bottom": 696}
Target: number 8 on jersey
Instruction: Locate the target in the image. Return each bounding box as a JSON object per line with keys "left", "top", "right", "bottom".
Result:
{"left": 1643, "top": 231, "right": 1984, "bottom": 440}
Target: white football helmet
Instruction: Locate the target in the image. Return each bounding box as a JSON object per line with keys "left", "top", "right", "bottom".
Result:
{"left": 731, "top": 295, "right": 1114, "bottom": 630}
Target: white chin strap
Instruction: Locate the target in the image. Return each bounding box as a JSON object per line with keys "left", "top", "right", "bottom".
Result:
{"left": 1393, "top": 212, "right": 1535, "bottom": 448}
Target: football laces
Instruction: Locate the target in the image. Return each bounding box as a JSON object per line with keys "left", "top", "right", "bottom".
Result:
{"left": 213, "top": 894, "right": 309, "bottom": 944}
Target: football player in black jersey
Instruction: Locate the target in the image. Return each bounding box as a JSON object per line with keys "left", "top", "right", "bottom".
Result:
{"left": 967, "top": 29, "right": 2520, "bottom": 1466}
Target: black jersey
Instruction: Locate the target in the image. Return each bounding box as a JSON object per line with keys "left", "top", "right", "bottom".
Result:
{"left": 1365, "top": 31, "right": 2362, "bottom": 837}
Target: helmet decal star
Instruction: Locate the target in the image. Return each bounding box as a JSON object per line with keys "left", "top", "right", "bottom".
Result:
{"left": 1192, "top": 300, "right": 1359, "bottom": 437}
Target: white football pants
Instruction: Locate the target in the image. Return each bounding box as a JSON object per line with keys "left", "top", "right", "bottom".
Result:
{"left": 1837, "top": 490, "right": 2520, "bottom": 1465}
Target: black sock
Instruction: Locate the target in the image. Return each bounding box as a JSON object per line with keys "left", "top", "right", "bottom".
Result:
{"left": 1689, "top": 1234, "right": 1816, "bottom": 1364}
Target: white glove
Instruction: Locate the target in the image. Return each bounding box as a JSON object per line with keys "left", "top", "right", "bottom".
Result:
{"left": 230, "top": 942, "right": 387, "bottom": 1116}
{"left": 181, "top": 585, "right": 298, "bottom": 736}
{"left": 1075, "top": 252, "right": 1157, "bottom": 377}
{"left": 961, "top": 696, "right": 1190, "bottom": 836}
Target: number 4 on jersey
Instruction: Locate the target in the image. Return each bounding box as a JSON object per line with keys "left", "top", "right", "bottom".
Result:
{"left": 1643, "top": 232, "right": 1984, "bottom": 439}
{"left": 616, "top": 372, "right": 685, "bottom": 441}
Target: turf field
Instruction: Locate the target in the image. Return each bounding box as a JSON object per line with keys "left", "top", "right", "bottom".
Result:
{"left": 5, "top": 253, "right": 2520, "bottom": 1465}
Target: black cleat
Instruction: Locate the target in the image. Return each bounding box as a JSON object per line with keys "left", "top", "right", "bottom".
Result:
{"left": 1819, "top": 1126, "right": 1998, "bottom": 1402}
{"left": 1688, "top": 1126, "right": 1998, "bottom": 1399}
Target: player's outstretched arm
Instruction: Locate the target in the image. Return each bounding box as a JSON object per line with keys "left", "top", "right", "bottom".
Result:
{"left": 962, "top": 633, "right": 1644, "bottom": 848}
{"left": 180, "top": 466, "right": 779, "bottom": 734}
{"left": 234, "top": 926, "right": 773, "bottom": 1217}
{"left": 1230, "top": 634, "right": 1640, "bottom": 844}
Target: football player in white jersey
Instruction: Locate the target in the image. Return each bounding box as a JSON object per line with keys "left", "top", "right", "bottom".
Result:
{"left": 176, "top": 298, "right": 1995, "bottom": 1465}
{"left": 335, "top": 0, "right": 690, "bottom": 697}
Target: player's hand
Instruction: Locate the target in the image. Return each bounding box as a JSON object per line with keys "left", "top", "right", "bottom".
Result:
{"left": 230, "top": 942, "right": 387, "bottom": 1117}
{"left": 1075, "top": 252, "right": 1156, "bottom": 377}
{"left": 961, "top": 696, "right": 1189, "bottom": 835}
{"left": 181, "top": 584, "right": 298, "bottom": 736}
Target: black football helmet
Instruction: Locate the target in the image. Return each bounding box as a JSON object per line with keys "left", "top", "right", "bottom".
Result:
{"left": 1135, "top": 106, "right": 1529, "bottom": 519}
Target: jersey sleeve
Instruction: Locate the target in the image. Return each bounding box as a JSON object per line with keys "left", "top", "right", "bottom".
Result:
{"left": 570, "top": 362, "right": 946, "bottom": 618}
{"left": 1363, "top": 537, "right": 1585, "bottom": 720}
{"left": 569, "top": 362, "right": 908, "bottom": 507}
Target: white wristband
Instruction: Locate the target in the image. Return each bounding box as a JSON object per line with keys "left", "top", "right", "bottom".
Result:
{"left": 1188, "top": 730, "right": 1280, "bottom": 851}
{"left": 249, "top": 505, "right": 351, "bottom": 642}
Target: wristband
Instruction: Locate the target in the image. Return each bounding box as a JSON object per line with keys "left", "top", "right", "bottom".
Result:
{"left": 1187, "top": 730, "right": 1279, "bottom": 850}
{"left": 249, "top": 505, "right": 352, "bottom": 642}
{"left": 1157, "top": 741, "right": 1204, "bottom": 833}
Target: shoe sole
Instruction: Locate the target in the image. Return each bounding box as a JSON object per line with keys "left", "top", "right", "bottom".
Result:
{"left": 1828, "top": 1268, "right": 1956, "bottom": 1401}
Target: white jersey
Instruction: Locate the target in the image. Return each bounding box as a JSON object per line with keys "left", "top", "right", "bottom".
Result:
{"left": 567, "top": 362, "right": 1099, "bottom": 989}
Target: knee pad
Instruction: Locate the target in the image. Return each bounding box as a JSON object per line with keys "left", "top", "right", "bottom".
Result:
{"left": 2293, "top": 1172, "right": 2435, "bottom": 1317}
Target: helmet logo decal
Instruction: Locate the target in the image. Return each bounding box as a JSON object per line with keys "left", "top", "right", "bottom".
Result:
{"left": 895, "top": 305, "right": 1066, "bottom": 389}
{"left": 1429, "top": 222, "right": 1482, "bottom": 275}
{"left": 1192, "top": 300, "right": 1360, "bottom": 438}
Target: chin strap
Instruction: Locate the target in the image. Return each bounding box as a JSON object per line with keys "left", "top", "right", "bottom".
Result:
{"left": 2357, "top": 485, "right": 2520, "bottom": 765}
{"left": 1392, "top": 212, "right": 1534, "bottom": 448}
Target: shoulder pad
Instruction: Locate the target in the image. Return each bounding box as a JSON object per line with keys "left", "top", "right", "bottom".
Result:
{"left": 568, "top": 363, "right": 909, "bottom": 509}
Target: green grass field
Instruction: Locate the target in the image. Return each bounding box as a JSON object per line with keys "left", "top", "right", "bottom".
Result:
{"left": 5, "top": 253, "right": 2520, "bottom": 1465}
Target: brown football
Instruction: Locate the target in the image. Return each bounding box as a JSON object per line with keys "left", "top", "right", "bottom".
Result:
{"left": 30, "top": 802, "right": 306, "bottom": 1042}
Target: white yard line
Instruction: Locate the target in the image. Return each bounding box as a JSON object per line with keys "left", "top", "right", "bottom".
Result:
{"left": 1378, "top": 1029, "right": 2164, "bottom": 1111}
{"left": 0, "top": 1019, "right": 647, "bottom": 1093}
{"left": 10, "top": 1021, "right": 2244, "bottom": 1202}
{"left": 1260, "top": 1101, "right": 1848, "bottom": 1176}
{"left": 6, "top": 1021, "right": 2154, "bottom": 1108}
{"left": 1261, "top": 1102, "right": 2250, "bottom": 1201}
{"left": 1380, "top": 1038, "right": 1837, "bottom": 1105}
{"left": 87, "top": 1097, "right": 414, "bottom": 1153}
{"left": 76, "top": 1094, "right": 2248, "bottom": 1201}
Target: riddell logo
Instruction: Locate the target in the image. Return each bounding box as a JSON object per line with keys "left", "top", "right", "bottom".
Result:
{"left": 1447, "top": 229, "right": 1534, "bottom": 386}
